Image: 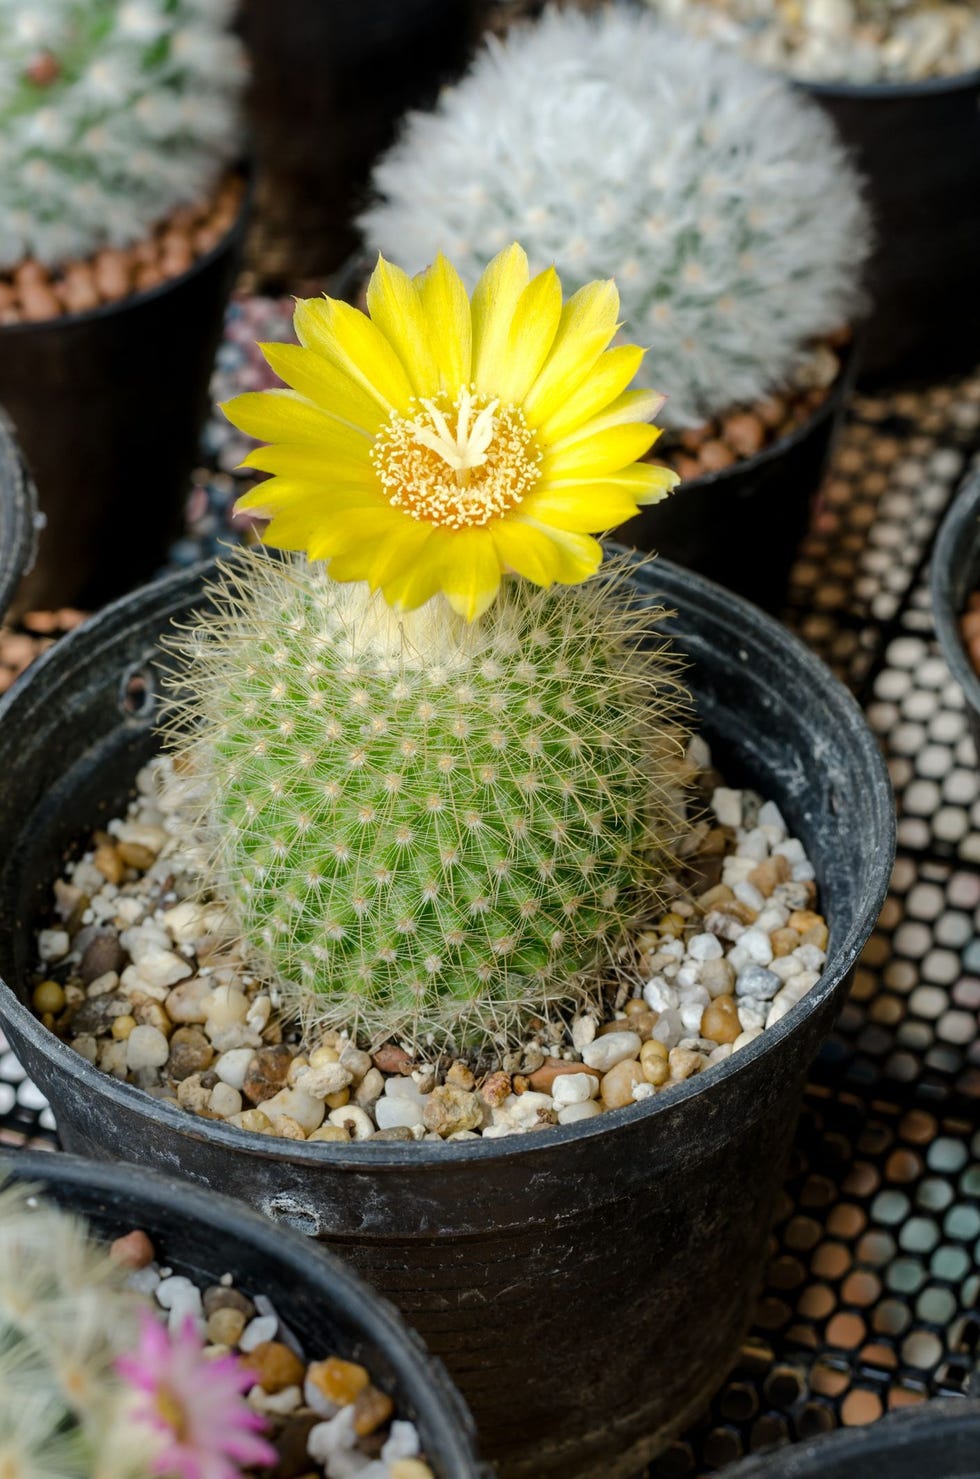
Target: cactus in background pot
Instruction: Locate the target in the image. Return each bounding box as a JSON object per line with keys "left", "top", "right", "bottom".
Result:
{"left": 162, "top": 244, "right": 690, "bottom": 1048}
{"left": 358, "top": 6, "right": 870, "bottom": 429}
{"left": 0, "top": 0, "right": 246, "bottom": 272}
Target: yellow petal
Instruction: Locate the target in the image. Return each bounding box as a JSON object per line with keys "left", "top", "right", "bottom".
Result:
{"left": 366, "top": 256, "right": 442, "bottom": 399}
{"left": 520, "top": 485, "right": 646, "bottom": 533}
{"left": 512, "top": 519, "right": 603, "bottom": 585}
{"left": 522, "top": 279, "right": 621, "bottom": 427}
{"left": 437, "top": 529, "right": 503, "bottom": 621}
{"left": 293, "top": 296, "right": 415, "bottom": 413}
{"left": 489, "top": 518, "right": 565, "bottom": 584}
{"left": 257, "top": 490, "right": 386, "bottom": 551}
{"left": 547, "top": 389, "right": 667, "bottom": 451}
{"left": 240, "top": 443, "right": 378, "bottom": 487}
{"left": 367, "top": 522, "right": 445, "bottom": 610}
{"left": 236, "top": 478, "right": 383, "bottom": 517}
{"left": 470, "top": 244, "right": 530, "bottom": 394}
{"left": 222, "top": 389, "right": 352, "bottom": 447}
{"left": 325, "top": 508, "right": 417, "bottom": 581}
{"left": 542, "top": 423, "right": 660, "bottom": 480}
{"left": 492, "top": 266, "right": 563, "bottom": 405}
{"left": 259, "top": 343, "right": 385, "bottom": 434}
{"left": 416, "top": 254, "right": 472, "bottom": 391}
{"left": 535, "top": 345, "right": 646, "bottom": 443}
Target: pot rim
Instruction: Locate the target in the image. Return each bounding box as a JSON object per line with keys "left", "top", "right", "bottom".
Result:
{"left": 930, "top": 470, "right": 980, "bottom": 717}
{"left": 0, "top": 552, "right": 895, "bottom": 1170}
{"left": 722, "top": 1395, "right": 980, "bottom": 1475}
{"left": 0, "top": 1148, "right": 485, "bottom": 1474}
{"left": 800, "top": 64, "right": 980, "bottom": 101}
{"left": 0, "top": 167, "right": 250, "bottom": 339}
{"left": 0, "top": 408, "right": 39, "bottom": 619}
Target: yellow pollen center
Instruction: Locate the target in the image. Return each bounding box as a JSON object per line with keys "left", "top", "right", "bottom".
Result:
{"left": 371, "top": 388, "right": 541, "bottom": 529}
{"left": 155, "top": 1386, "right": 188, "bottom": 1439}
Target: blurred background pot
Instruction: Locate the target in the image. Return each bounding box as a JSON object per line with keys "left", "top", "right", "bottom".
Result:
{"left": 726, "top": 1395, "right": 980, "bottom": 1477}
{"left": 0, "top": 1150, "right": 485, "bottom": 1479}
{"left": 0, "top": 190, "right": 247, "bottom": 616}
{"left": 0, "top": 409, "right": 38, "bottom": 621}
{"left": 804, "top": 69, "right": 980, "bottom": 382}
{"left": 0, "top": 555, "right": 893, "bottom": 1478}
{"left": 618, "top": 344, "right": 857, "bottom": 611}
{"left": 240, "top": 0, "right": 485, "bottom": 285}
{"left": 931, "top": 470, "right": 980, "bottom": 754}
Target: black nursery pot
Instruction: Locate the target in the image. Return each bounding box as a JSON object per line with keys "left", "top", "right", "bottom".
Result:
{"left": 617, "top": 348, "right": 856, "bottom": 612}
{"left": 0, "top": 556, "right": 894, "bottom": 1479}
{"left": 0, "top": 191, "right": 247, "bottom": 615}
{"left": 727, "top": 1397, "right": 980, "bottom": 1478}
{"left": 0, "top": 408, "right": 38, "bottom": 620}
{"left": 931, "top": 470, "right": 980, "bottom": 753}
{"left": 804, "top": 69, "right": 980, "bottom": 382}
{"left": 0, "top": 1150, "right": 484, "bottom": 1479}
{"left": 240, "top": 0, "right": 483, "bottom": 283}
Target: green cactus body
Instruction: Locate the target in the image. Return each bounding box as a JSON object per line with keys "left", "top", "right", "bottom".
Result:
{"left": 0, "top": 1183, "right": 141, "bottom": 1478}
{"left": 0, "top": 0, "right": 245, "bottom": 270}
{"left": 165, "top": 551, "right": 688, "bottom": 1046}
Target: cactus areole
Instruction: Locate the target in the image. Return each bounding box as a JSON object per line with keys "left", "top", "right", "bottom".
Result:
{"left": 165, "top": 246, "right": 690, "bottom": 1048}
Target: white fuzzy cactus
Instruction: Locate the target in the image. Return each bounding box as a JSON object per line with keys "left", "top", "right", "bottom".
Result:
{"left": 0, "top": 0, "right": 246, "bottom": 272}
{"left": 359, "top": 6, "right": 870, "bottom": 427}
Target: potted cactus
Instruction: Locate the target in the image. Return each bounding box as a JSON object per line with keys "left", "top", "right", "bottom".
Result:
{"left": 641, "top": 0, "right": 980, "bottom": 380}
{"left": 357, "top": 6, "right": 870, "bottom": 609}
{"left": 0, "top": 0, "right": 248, "bottom": 613}
{"left": 0, "top": 1151, "right": 483, "bottom": 1477}
{"left": 0, "top": 410, "right": 38, "bottom": 622}
{"left": 0, "top": 247, "right": 893, "bottom": 1477}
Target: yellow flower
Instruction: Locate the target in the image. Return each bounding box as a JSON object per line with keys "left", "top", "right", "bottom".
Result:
{"left": 223, "top": 244, "right": 677, "bottom": 621}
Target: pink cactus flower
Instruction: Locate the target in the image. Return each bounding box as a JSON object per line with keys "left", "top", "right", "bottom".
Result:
{"left": 117, "top": 1310, "right": 277, "bottom": 1479}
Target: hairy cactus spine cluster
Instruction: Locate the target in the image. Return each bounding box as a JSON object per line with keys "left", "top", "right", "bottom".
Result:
{"left": 0, "top": 0, "right": 246, "bottom": 271}
{"left": 0, "top": 1181, "right": 140, "bottom": 1478}
{"left": 359, "top": 6, "right": 871, "bottom": 427}
{"left": 163, "top": 550, "right": 689, "bottom": 1047}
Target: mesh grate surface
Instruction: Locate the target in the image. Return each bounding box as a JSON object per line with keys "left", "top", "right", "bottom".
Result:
{"left": 3, "top": 299, "right": 980, "bottom": 1474}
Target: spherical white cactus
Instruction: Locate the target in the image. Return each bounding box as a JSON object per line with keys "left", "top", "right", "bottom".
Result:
{"left": 0, "top": 0, "right": 246, "bottom": 272}
{"left": 359, "top": 6, "right": 871, "bottom": 427}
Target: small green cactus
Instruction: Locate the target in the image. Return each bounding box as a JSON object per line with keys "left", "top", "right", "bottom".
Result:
{"left": 0, "top": 1181, "right": 142, "bottom": 1479}
{"left": 164, "top": 549, "right": 689, "bottom": 1047}
{"left": 0, "top": 0, "right": 246, "bottom": 271}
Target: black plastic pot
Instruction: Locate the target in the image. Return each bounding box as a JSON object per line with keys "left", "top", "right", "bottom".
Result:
{"left": 727, "top": 1397, "right": 980, "bottom": 1477}
{"left": 0, "top": 1150, "right": 484, "bottom": 1478}
{"left": 617, "top": 347, "right": 857, "bottom": 612}
{"left": 0, "top": 555, "right": 894, "bottom": 1479}
{"left": 803, "top": 69, "right": 980, "bottom": 381}
{"left": 0, "top": 189, "right": 247, "bottom": 615}
{"left": 931, "top": 470, "right": 980, "bottom": 754}
{"left": 240, "top": 0, "right": 484, "bottom": 284}
{"left": 0, "top": 408, "right": 38, "bottom": 621}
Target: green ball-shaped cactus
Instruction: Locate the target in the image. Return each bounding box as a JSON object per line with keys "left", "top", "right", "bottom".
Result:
{"left": 164, "top": 550, "right": 689, "bottom": 1046}
{"left": 0, "top": 1181, "right": 141, "bottom": 1478}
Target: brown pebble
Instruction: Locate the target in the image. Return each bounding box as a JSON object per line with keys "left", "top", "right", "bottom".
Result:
{"left": 960, "top": 609, "right": 980, "bottom": 643}
{"left": 479, "top": 1070, "right": 512, "bottom": 1107}
{"left": 116, "top": 840, "right": 156, "bottom": 871}
{"left": 22, "top": 610, "right": 59, "bottom": 634}
{"left": 109, "top": 1229, "right": 155, "bottom": 1269}
{"left": 700, "top": 996, "right": 741, "bottom": 1045}
{"left": 19, "top": 283, "right": 62, "bottom": 322}
{"left": 274, "top": 1415, "right": 321, "bottom": 1479}
{"left": 770, "top": 927, "right": 802, "bottom": 958}
{"left": 353, "top": 1384, "right": 395, "bottom": 1436}
{"left": 13, "top": 260, "right": 47, "bottom": 289}
{"left": 246, "top": 1340, "right": 306, "bottom": 1394}
{"left": 93, "top": 249, "right": 132, "bottom": 301}
{"left": 371, "top": 1043, "right": 414, "bottom": 1075}
{"left": 92, "top": 843, "right": 123, "bottom": 885}
{"left": 167, "top": 1026, "right": 214, "bottom": 1080}
{"left": 207, "top": 1305, "right": 247, "bottom": 1346}
{"left": 697, "top": 439, "right": 736, "bottom": 473}
{"left": 422, "top": 1084, "right": 483, "bottom": 1137}
{"left": 757, "top": 396, "right": 787, "bottom": 428}
{"left": 203, "top": 1285, "right": 256, "bottom": 1321}
{"left": 722, "top": 412, "right": 765, "bottom": 458}
{"left": 307, "top": 1357, "right": 370, "bottom": 1407}
{"left": 79, "top": 933, "right": 127, "bottom": 983}
{"left": 242, "top": 1045, "right": 294, "bottom": 1104}
{"left": 526, "top": 1057, "right": 601, "bottom": 1093}
{"left": 600, "top": 1059, "right": 644, "bottom": 1109}
{"left": 445, "top": 1060, "right": 476, "bottom": 1091}
{"left": 748, "top": 854, "right": 792, "bottom": 898}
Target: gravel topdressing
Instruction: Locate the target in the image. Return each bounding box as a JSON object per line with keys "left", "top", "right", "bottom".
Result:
{"left": 30, "top": 736, "right": 829, "bottom": 1145}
